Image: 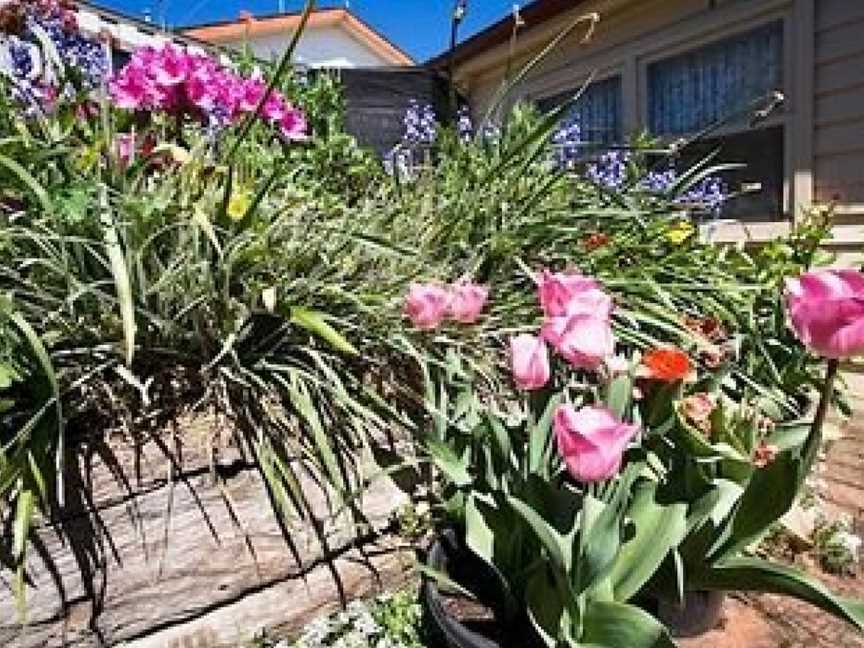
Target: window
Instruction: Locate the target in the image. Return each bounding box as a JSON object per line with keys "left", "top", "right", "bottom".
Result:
{"left": 648, "top": 21, "right": 783, "bottom": 135}
{"left": 680, "top": 126, "right": 786, "bottom": 220}
{"left": 538, "top": 75, "right": 623, "bottom": 145}
{"left": 111, "top": 47, "right": 132, "bottom": 74}
{"left": 647, "top": 21, "right": 786, "bottom": 220}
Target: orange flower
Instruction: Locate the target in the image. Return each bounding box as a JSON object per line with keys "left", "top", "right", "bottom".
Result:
{"left": 641, "top": 348, "right": 693, "bottom": 382}
{"left": 584, "top": 232, "right": 611, "bottom": 251}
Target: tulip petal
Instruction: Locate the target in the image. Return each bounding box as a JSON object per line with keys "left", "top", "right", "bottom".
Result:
{"left": 786, "top": 270, "right": 864, "bottom": 359}
{"left": 554, "top": 405, "right": 639, "bottom": 483}
{"left": 511, "top": 334, "right": 550, "bottom": 391}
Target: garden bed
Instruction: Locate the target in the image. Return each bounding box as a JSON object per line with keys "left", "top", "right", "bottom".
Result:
{"left": 1, "top": 4, "right": 863, "bottom": 648}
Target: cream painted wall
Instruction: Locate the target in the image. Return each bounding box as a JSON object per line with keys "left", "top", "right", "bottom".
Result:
{"left": 224, "top": 27, "right": 392, "bottom": 68}
{"left": 456, "top": 0, "right": 863, "bottom": 264}
{"left": 73, "top": 5, "right": 390, "bottom": 69}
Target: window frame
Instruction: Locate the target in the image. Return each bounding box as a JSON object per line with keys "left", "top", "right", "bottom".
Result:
{"left": 535, "top": 73, "right": 626, "bottom": 146}
{"left": 637, "top": 12, "right": 794, "bottom": 216}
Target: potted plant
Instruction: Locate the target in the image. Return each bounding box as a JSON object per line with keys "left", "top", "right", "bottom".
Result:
{"left": 410, "top": 267, "right": 864, "bottom": 647}
{"left": 639, "top": 268, "right": 864, "bottom": 636}
{"left": 412, "top": 273, "right": 686, "bottom": 647}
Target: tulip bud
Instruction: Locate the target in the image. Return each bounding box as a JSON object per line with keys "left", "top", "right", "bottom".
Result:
{"left": 510, "top": 334, "right": 550, "bottom": 391}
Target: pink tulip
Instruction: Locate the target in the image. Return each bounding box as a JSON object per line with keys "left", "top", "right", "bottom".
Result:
{"left": 785, "top": 269, "right": 864, "bottom": 359}
{"left": 542, "top": 313, "right": 615, "bottom": 371}
{"left": 449, "top": 282, "right": 489, "bottom": 324}
{"left": 404, "top": 284, "right": 450, "bottom": 330}
{"left": 510, "top": 334, "right": 550, "bottom": 391}
{"left": 538, "top": 270, "right": 611, "bottom": 318}
{"left": 554, "top": 405, "right": 639, "bottom": 483}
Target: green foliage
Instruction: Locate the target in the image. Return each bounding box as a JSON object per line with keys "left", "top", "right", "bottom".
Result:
{"left": 0, "top": 2, "right": 420, "bottom": 615}
{"left": 0, "top": 301, "right": 62, "bottom": 617}
{"left": 1, "top": 5, "right": 857, "bottom": 638}
{"left": 421, "top": 353, "right": 682, "bottom": 646}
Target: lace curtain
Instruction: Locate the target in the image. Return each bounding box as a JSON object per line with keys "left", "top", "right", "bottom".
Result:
{"left": 539, "top": 75, "right": 623, "bottom": 144}
{"left": 648, "top": 21, "right": 784, "bottom": 136}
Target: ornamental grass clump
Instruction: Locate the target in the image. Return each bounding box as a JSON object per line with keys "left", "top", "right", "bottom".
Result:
{"left": 0, "top": 0, "right": 107, "bottom": 107}
{"left": 0, "top": 0, "right": 429, "bottom": 617}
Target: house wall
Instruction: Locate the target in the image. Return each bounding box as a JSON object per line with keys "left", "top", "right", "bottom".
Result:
{"left": 226, "top": 26, "right": 393, "bottom": 68}
{"left": 813, "top": 1, "right": 864, "bottom": 210}
{"left": 455, "top": 0, "right": 864, "bottom": 263}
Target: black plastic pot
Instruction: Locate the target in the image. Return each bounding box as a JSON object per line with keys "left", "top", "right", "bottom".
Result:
{"left": 422, "top": 529, "right": 502, "bottom": 648}
{"left": 422, "top": 530, "right": 544, "bottom": 648}
{"left": 654, "top": 590, "right": 726, "bottom": 638}
{"left": 423, "top": 531, "right": 725, "bottom": 645}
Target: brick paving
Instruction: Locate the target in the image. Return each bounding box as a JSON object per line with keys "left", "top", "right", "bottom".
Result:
{"left": 683, "top": 372, "right": 864, "bottom": 647}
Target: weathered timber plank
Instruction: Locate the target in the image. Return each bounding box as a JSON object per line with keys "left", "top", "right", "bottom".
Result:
{"left": 0, "top": 425, "right": 410, "bottom": 648}
{"left": 122, "top": 538, "right": 416, "bottom": 648}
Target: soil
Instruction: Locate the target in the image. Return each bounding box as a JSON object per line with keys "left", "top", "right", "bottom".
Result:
{"left": 440, "top": 591, "right": 506, "bottom": 644}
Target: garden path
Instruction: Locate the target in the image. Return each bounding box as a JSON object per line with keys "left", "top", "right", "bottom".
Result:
{"left": 680, "top": 370, "right": 864, "bottom": 648}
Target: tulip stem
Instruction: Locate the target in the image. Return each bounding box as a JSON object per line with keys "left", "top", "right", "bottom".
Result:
{"left": 802, "top": 358, "right": 840, "bottom": 479}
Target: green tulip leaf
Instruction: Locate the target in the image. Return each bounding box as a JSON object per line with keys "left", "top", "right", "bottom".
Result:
{"left": 509, "top": 495, "right": 570, "bottom": 574}
{"left": 525, "top": 566, "right": 568, "bottom": 648}
{"left": 692, "top": 557, "right": 864, "bottom": 632}
{"left": 529, "top": 393, "right": 563, "bottom": 477}
{"left": 606, "top": 371, "right": 634, "bottom": 420}
{"left": 577, "top": 464, "right": 642, "bottom": 594}
{"left": 581, "top": 600, "right": 677, "bottom": 648}
{"left": 610, "top": 480, "right": 688, "bottom": 601}
{"left": 709, "top": 449, "right": 800, "bottom": 562}
{"left": 426, "top": 438, "right": 472, "bottom": 488}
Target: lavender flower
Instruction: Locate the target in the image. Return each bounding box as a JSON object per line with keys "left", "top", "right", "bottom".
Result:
{"left": 678, "top": 175, "right": 727, "bottom": 210}
{"left": 586, "top": 153, "right": 728, "bottom": 210}
{"left": 641, "top": 165, "right": 728, "bottom": 210}
{"left": 641, "top": 167, "right": 679, "bottom": 194}
{"left": 402, "top": 100, "right": 437, "bottom": 145}
{"left": 586, "top": 150, "right": 630, "bottom": 190}
{"left": 36, "top": 11, "right": 107, "bottom": 89}
{"left": 551, "top": 118, "right": 583, "bottom": 169}
{"left": 0, "top": 0, "right": 107, "bottom": 112}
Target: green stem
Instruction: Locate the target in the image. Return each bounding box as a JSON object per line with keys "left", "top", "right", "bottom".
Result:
{"left": 801, "top": 358, "right": 840, "bottom": 482}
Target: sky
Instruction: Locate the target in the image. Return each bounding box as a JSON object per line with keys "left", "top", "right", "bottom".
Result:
{"left": 90, "top": 1, "right": 522, "bottom": 62}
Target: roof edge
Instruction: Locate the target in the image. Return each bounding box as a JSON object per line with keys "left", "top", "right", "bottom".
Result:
{"left": 183, "top": 8, "right": 414, "bottom": 66}
{"left": 426, "top": 0, "right": 589, "bottom": 69}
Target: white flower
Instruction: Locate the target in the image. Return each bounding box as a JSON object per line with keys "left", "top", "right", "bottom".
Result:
{"left": 836, "top": 531, "right": 863, "bottom": 560}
